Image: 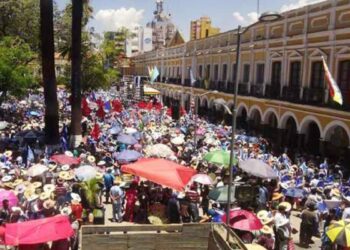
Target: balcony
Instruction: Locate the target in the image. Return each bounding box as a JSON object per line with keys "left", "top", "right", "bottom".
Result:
{"left": 265, "top": 84, "right": 281, "bottom": 99}
{"left": 250, "top": 84, "right": 264, "bottom": 97}
{"left": 302, "top": 87, "right": 324, "bottom": 104}
{"left": 184, "top": 78, "right": 191, "bottom": 86}
{"left": 282, "top": 86, "right": 301, "bottom": 102}
{"left": 238, "top": 83, "right": 249, "bottom": 95}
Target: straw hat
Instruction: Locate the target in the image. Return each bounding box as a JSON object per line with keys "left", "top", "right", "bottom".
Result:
{"left": 39, "top": 192, "right": 50, "bottom": 201}
{"left": 61, "top": 164, "right": 70, "bottom": 171}
{"left": 96, "top": 172, "right": 103, "bottom": 180}
{"left": 257, "top": 210, "right": 269, "bottom": 220}
{"left": 27, "top": 193, "right": 39, "bottom": 202}
{"left": 48, "top": 161, "right": 57, "bottom": 171}
{"left": 32, "top": 182, "right": 42, "bottom": 189}
{"left": 15, "top": 184, "right": 26, "bottom": 194}
{"left": 59, "top": 171, "right": 74, "bottom": 180}
{"left": 272, "top": 192, "right": 284, "bottom": 201}
{"left": 43, "top": 199, "right": 56, "bottom": 210}
{"left": 61, "top": 206, "right": 72, "bottom": 216}
{"left": 71, "top": 193, "right": 81, "bottom": 204}
{"left": 261, "top": 216, "right": 274, "bottom": 225}
{"left": 4, "top": 182, "right": 14, "bottom": 189}
{"left": 13, "top": 179, "right": 23, "bottom": 187}
{"left": 97, "top": 161, "right": 106, "bottom": 167}
{"left": 4, "top": 150, "right": 12, "bottom": 158}
{"left": 87, "top": 155, "right": 96, "bottom": 164}
{"left": 279, "top": 202, "right": 292, "bottom": 212}
{"left": 260, "top": 225, "right": 274, "bottom": 235}
{"left": 65, "top": 151, "right": 73, "bottom": 157}
{"left": 43, "top": 184, "right": 55, "bottom": 193}
{"left": 1, "top": 175, "right": 12, "bottom": 183}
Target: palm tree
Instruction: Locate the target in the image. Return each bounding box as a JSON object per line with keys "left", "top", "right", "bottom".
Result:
{"left": 70, "top": 0, "right": 84, "bottom": 148}
{"left": 40, "top": 0, "right": 60, "bottom": 147}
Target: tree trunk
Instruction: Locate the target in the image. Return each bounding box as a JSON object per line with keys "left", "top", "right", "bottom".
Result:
{"left": 40, "top": 0, "right": 60, "bottom": 146}
{"left": 70, "top": 0, "right": 83, "bottom": 148}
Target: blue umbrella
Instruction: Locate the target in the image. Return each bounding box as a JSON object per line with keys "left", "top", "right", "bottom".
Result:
{"left": 284, "top": 187, "right": 308, "bottom": 198}
{"left": 132, "top": 132, "right": 142, "bottom": 141}
{"left": 109, "top": 126, "right": 122, "bottom": 135}
{"left": 28, "top": 111, "right": 41, "bottom": 117}
{"left": 117, "top": 133, "right": 138, "bottom": 145}
{"left": 116, "top": 150, "right": 142, "bottom": 163}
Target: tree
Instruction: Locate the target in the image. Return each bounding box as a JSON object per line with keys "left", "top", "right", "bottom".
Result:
{"left": 40, "top": 0, "right": 60, "bottom": 146}
{"left": 70, "top": 0, "right": 84, "bottom": 148}
{"left": 0, "top": 36, "right": 35, "bottom": 102}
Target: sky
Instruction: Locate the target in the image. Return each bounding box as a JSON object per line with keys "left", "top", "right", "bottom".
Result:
{"left": 55, "top": 0, "right": 327, "bottom": 41}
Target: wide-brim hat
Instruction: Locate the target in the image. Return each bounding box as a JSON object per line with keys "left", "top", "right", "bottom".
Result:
{"left": 59, "top": 171, "right": 74, "bottom": 180}
{"left": 32, "top": 182, "right": 42, "bottom": 189}
{"left": 39, "top": 192, "right": 50, "bottom": 201}
{"left": 97, "top": 160, "right": 106, "bottom": 166}
{"left": 43, "top": 199, "right": 56, "bottom": 210}
{"left": 71, "top": 193, "right": 81, "bottom": 203}
{"left": 65, "top": 151, "right": 74, "bottom": 157}
{"left": 96, "top": 172, "right": 103, "bottom": 180}
{"left": 13, "top": 179, "right": 23, "bottom": 187}
{"left": 257, "top": 210, "right": 269, "bottom": 220}
{"left": 15, "top": 183, "right": 26, "bottom": 194}
{"left": 27, "top": 193, "right": 39, "bottom": 202}
{"left": 261, "top": 216, "right": 274, "bottom": 225}
{"left": 1, "top": 175, "right": 12, "bottom": 183}
{"left": 60, "top": 206, "right": 72, "bottom": 216}
{"left": 43, "top": 184, "right": 55, "bottom": 193}
{"left": 3, "top": 182, "right": 14, "bottom": 189}
{"left": 61, "top": 164, "right": 70, "bottom": 171}
{"left": 4, "top": 150, "right": 12, "bottom": 158}
{"left": 272, "top": 192, "right": 284, "bottom": 201}
{"left": 87, "top": 155, "right": 96, "bottom": 163}
{"left": 48, "top": 161, "right": 57, "bottom": 171}
{"left": 279, "top": 201, "right": 292, "bottom": 212}
{"left": 260, "top": 225, "right": 274, "bottom": 235}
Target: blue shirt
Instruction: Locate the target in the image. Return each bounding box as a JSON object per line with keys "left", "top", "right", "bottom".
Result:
{"left": 103, "top": 174, "right": 115, "bottom": 189}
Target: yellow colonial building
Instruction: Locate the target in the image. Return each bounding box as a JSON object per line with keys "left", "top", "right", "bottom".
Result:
{"left": 133, "top": 0, "right": 350, "bottom": 159}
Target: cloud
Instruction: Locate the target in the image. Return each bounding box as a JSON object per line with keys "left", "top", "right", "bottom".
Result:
{"left": 280, "top": 0, "right": 326, "bottom": 12}
{"left": 95, "top": 8, "right": 144, "bottom": 32}
{"left": 232, "top": 12, "right": 245, "bottom": 23}
{"left": 232, "top": 11, "right": 258, "bottom": 25}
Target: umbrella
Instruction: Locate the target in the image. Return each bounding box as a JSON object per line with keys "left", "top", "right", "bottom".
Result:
{"left": 27, "top": 164, "right": 48, "bottom": 177}
{"left": 75, "top": 165, "right": 97, "bottom": 181}
{"left": 51, "top": 154, "right": 80, "bottom": 165}
{"left": 326, "top": 220, "right": 350, "bottom": 247}
{"left": 208, "top": 185, "right": 236, "bottom": 203}
{"left": 283, "top": 188, "right": 308, "bottom": 198}
{"left": 191, "top": 174, "right": 213, "bottom": 185}
{"left": 24, "top": 131, "right": 39, "bottom": 141}
{"left": 144, "top": 144, "right": 174, "bottom": 158}
{"left": 108, "top": 126, "right": 122, "bottom": 135}
{"left": 117, "top": 133, "right": 138, "bottom": 145}
{"left": 222, "top": 209, "right": 263, "bottom": 231}
{"left": 171, "top": 137, "right": 185, "bottom": 145}
{"left": 116, "top": 150, "right": 142, "bottom": 163}
{"left": 239, "top": 159, "right": 278, "bottom": 179}
{"left": 0, "top": 190, "right": 18, "bottom": 208}
{"left": 0, "top": 121, "right": 8, "bottom": 130}
{"left": 204, "top": 137, "right": 220, "bottom": 146}
{"left": 203, "top": 150, "right": 236, "bottom": 168}
{"left": 125, "top": 127, "right": 138, "bottom": 134}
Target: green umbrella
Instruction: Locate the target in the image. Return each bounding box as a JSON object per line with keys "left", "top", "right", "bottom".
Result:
{"left": 208, "top": 185, "right": 236, "bottom": 203}
{"left": 203, "top": 150, "right": 237, "bottom": 168}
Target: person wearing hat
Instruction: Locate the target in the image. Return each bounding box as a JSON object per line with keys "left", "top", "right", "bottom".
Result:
{"left": 0, "top": 199, "right": 10, "bottom": 223}
{"left": 70, "top": 193, "right": 83, "bottom": 221}
{"left": 256, "top": 225, "right": 275, "bottom": 250}
{"left": 103, "top": 168, "right": 115, "bottom": 204}
{"left": 299, "top": 202, "right": 318, "bottom": 248}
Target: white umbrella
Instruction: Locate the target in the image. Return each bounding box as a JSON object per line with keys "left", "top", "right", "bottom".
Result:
{"left": 191, "top": 174, "right": 213, "bottom": 185}
{"left": 239, "top": 159, "right": 278, "bottom": 179}
{"left": 145, "top": 144, "right": 174, "bottom": 158}
{"left": 27, "top": 164, "right": 48, "bottom": 177}
{"left": 171, "top": 137, "right": 185, "bottom": 145}
{"left": 0, "top": 121, "right": 8, "bottom": 130}
{"left": 75, "top": 165, "right": 97, "bottom": 181}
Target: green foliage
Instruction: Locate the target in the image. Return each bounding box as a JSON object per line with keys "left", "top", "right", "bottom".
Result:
{"left": 0, "top": 36, "right": 36, "bottom": 98}
{"left": 80, "top": 178, "right": 101, "bottom": 209}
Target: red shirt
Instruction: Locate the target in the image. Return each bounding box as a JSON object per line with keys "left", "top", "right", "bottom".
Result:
{"left": 71, "top": 203, "right": 83, "bottom": 220}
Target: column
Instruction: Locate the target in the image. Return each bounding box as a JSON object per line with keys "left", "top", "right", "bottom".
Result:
{"left": 297, "top": 133, "right": 305, "bottom": 150}
{"left": 319, "top": 138, "right": 326, "bottom": 156}
{"left": 181, "top": 56, "right": 186, "bottom": 85}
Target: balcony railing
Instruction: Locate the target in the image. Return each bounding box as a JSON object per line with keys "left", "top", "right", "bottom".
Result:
{"left": 238, "top": 83, "right": 249, "bottom": 95}
{"left": 250, "top": 84, "right": 264, "bottom": 97}
{"left": 282, "top": 86, "right": 301, "bottom": 102}
{"left": 265, "top": 84, "right": 281, "bottom": 99}
{"left": 302, "top": 87, "right": 324, "bottom": 104}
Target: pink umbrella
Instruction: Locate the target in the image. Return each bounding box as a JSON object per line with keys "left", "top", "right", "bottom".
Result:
{"left": 222, "top": 209, "right": 263, "bottom": 231}
{"left": 51, "top": 154, "right": 80, "bottom": 165}
{"left": 0, "top": 190, "right": 18, "bottom": 208}
{"left": 191, "top": 174, "right": 213, "bottom": 185}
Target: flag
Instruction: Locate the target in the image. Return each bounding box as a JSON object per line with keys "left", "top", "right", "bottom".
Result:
{"left": 90, "top": 123, "right": 100, "bottom": 141}
{"left": 112, "top": 100, "right": 123, "bottom": 112}
{"left": 150, "top": 66, "right": 160, "bottom": 84}
{"left": 104, "top": 100, "right": 112, "bottom": 112}
{"left": 81, "top": 97, "right": 91, "bottom": 117}
{"left": 96, "top": 102, "right": 105, "bottom": 119}
{"left": 190, "top": 68, "right": 196, "bottom": 86}
{"left": 322, "top": 56, "right": 343, "bottom": 105}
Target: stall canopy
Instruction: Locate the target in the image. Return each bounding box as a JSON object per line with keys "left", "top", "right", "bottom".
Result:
{"left": 143, "top": 86, "right": 160, "bottom": 96}
{"left": 5, "top": 215, "right": 74, "bottom": 246}
{"left": 121, "top": 158, "right": 196, "bottom": 191}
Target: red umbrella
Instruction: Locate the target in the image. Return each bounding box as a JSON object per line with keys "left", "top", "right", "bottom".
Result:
{"left": 51, "top": 154, "right": 80, "bottom": 165}
{"left": 90, "top": 123, "right": 100, "bottom": 141}
{"left": 221, "top": 209, "right": 263, "bottom": 231}
{"left": 121, "top": 158, "right": 196, "bottom": 191}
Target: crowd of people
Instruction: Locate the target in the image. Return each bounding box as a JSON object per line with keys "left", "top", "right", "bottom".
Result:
{"left": 0, "top": 87, "right": 348, "bottom": 250}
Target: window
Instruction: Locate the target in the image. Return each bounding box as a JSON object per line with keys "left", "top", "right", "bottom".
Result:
{"left": 243, "top": 64, "right": 250, "bottom": 83}
{"left": 206, "top": 65, "right": 210, "bottom": 79}
{"left": 214, "top": 65, "right": 219, "bottom": 81}
{"left": 172, "top": 67, "right": 175, "bottom": 77}
{"left": 289, "top": 61, "right": 301, "bottom": 87}
{"left": 338, "top": 60, "right": 350, "bottom": 90}
{"left": 232, "top": 64, "right": 237, "bottom": 82}
{"left": 256, "top": 64, "right": 265, "bottom": 84}
{"left": 206, "top": 29, "right": 209, "bottom": 38}
{"left": 271, "top": 61, "right": 281, "bottom": 86}
{"left": 198, "top": 65, "right": 203, "bottom": 78}
{"left": 222, "top": 64, "right": 228, "bottom": 81}
{"left": 310, "top": 61, "right": 324, "bottom": 88}
{"left": 177, "top": 67, "right": 180, "bottom": 77}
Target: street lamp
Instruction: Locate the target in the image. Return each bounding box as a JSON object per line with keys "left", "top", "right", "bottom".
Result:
{"left": 193, "top": 90, "right": 218, "bottom": 147}
{"left": 226, "top": 11, "right": 282, "bottom": 241}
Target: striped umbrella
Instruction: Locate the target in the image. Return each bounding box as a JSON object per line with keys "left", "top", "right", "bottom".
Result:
{"left": 326, "top": 220, "right": 350, "bottom": 247}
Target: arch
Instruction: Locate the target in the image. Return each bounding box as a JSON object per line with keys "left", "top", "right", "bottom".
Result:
{"left": 323, "top": 120, "right": 350, "bottom": 142}
{"left": 200, "top": 96, "right": 209, "bottom": 107}
{"left": 279, "top": 111, "right": 300, "bottom": 130}
{"left": 262, "top": 108, "right": 279, "bottom": 124}
{"left": 237, "top": 102, "right": 249, "bottom": 117}
{"left": 248, "top": 105, "right": 263, "bottom": 120}
{"left": 208, "top": 98, "right": 216, "bottom": 109}
{"left": 299, "top": 115, "right": 323, "bottom": 136}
